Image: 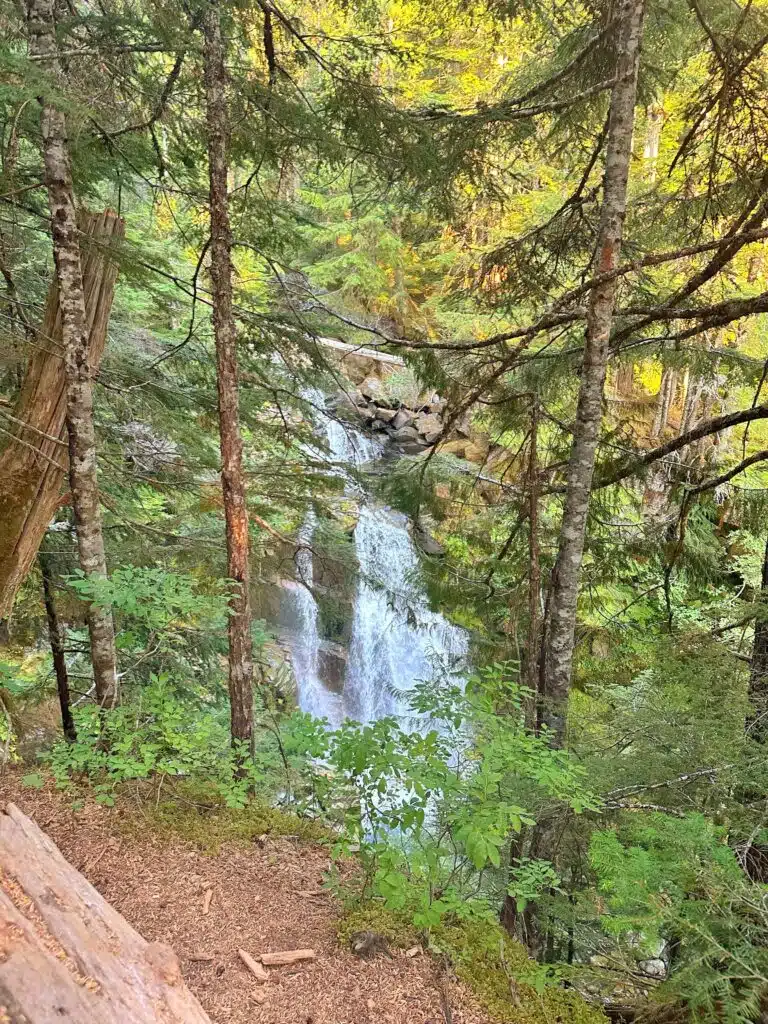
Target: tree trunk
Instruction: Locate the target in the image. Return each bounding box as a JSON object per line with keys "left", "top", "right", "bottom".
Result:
{"left": 203, "top": 0, "right": 254, "bottom": 750}
{"left": 527, "top": 400, "right": 542, "bottom": 722}
{"left": 26, "top": 0, "right": 119, "bottom": 709}
{"left": 651, "top": 366, "right": 676, "bottom": 438}
{"left": 541, "top": 0, "right": 645, "bottom": 745}
{"left": 0, "top": 210, "right": 124, "bottom": 633}
{"left": 38, "top": 547, "right": 76, "bottom": 742}
{"left": 749, "top": 535, "right": 768, "bottom": 741}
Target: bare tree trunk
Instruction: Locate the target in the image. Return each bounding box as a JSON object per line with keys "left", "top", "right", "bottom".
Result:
{"left": 25, "top": 0, "right": 118, "bottom": 709}
{"left": 527, "top": 400, "right": 542, "bottom": 722}
{"left": 500, "top": 401, "right": 542, "bottom": 938}
{"left": 38, "top": 548, "right": 76, "bottom": 743}
{"left": 203, "top": 0, "right": 254, "bottom": 751}
{"left": 681, "top": 373, "right": 704, "bottom": 434}
{"left": 651, "top": 366, "right": 676, "bottom": 438}
{"left": 749, "top": 535, "right": 768, "bottom": 742}
{"left": 541, "top": 0, "right": 645, "bottom": 745}
{"left": 642, "top": 99, "right": 664, "bottom": 182}
{"left": 0, "top": 210, "right": 123, "bottom": 631}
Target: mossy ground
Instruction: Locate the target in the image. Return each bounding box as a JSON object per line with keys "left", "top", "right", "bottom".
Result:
{"left": 337, "top": 902, "right": 606, "bottom": 1024}
{"left": 115, "top": 779, "right": 330, "bottom": 853}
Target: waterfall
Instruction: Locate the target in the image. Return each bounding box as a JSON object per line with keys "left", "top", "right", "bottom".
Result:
{"left": 282, "top": 391, "right": 466, "bottom": 729}
{"left": 345, "top": 506, "right": 466, "bottom": 724}
{"left": 280, "top": 512, "right": 343, "bottom": 724}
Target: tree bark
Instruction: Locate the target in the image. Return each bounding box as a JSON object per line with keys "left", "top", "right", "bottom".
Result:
{"left": 527, "top": 400, "right": 542, "bottom": 722}
{"left": 0, "top": 802, "right": 212, "bottom": 1022}
{"left": 0, "top": 210, "right": 124, "bottom": 632}
{"left": 203, "top": 0, "right": 254, "bottom": 750}
{"left": 749, "top": 535, "right": 768, "bottom": 742}
{"left": 25, "top": 0, "right": 118, "bottom": 709}
{"left": 38, "top": 548, "right": 76, "bottom": 742}
{"left": 541, "top": 0, "right": 645, "bottom": 745}
{"left": 651, "top": 366, "right": 676, "bottom": 438}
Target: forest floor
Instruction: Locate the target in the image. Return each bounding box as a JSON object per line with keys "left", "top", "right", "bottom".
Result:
{"left": 0, "top": 770, "right": 493, "bottom": 1024}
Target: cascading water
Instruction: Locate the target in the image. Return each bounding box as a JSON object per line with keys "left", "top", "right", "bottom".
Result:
{"left": 282, "top": 391, "right": 466, "bottom": 730}
{"left": 280, "top": 512, "right": 343, "bottom": 723}
{"left": 345, "top": 505, "right": 466, "bottom": 725}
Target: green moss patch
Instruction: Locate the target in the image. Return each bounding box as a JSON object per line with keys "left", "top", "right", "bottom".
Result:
{"left": 119, "top": 781, "right": 329, "bottom": 853}
{"left": 438, "top": 920, "right": 606, "bottom": 1024}
{"left": 336, "top": 901, "right": 421, "bottom": 950}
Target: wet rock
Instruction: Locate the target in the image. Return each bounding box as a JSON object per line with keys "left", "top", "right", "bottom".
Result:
{"left": 413, "top": 523, "right": 445, "bottom": 557}
{"left": 327, "top": 388, "right": 363, "bottom": 411}
{"left": 318, "top": 641, "right": 348, "bottom": 694}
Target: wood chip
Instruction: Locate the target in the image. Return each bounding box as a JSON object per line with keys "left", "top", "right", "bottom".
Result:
{"left": 238, "top": 948, "right": 269, "bottom": 982}
{"left": 259, "top": 948, "right": 316, "bottom": 966}
{"left": 188, "top": 955, "right": 215, "bottom": 963}
{"left": 404, "top": 946, "right": 422, "bottom": 958}
{"left": 202, "top": 888, "right": 213, "bottom": 915}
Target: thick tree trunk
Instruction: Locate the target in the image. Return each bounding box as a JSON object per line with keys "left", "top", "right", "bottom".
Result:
{"left": 39, "top": 548, "right": 76, "bottom": 742}
{"left": 26, "top": 0, "right": 118, "bottom": 709}
{"left": 0, "top": 210, "right": 123, "bottom": 632}
{"left": 203, "top": 0, "right": 254, "bottom": 750}
{"left": 541, "top": 0, "right": 645, "bottom": 744}
{"left": 749, "top": 535, "right": 768, "bottom": 741}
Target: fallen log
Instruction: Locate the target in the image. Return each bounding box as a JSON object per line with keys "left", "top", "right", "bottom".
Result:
{"left": 0, "top": 209, "right": 124, "bottom": 632}
{"left": 0, "top": 802, "right": 211, "bottom": 1023}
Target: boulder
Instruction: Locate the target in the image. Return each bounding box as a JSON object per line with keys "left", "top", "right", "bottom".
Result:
{"left": 393, "top": 425, "right": 421, "bottom": 442}
{"left": 462, "top": 440, "right": 490, "bottom": 464}
{"left": 328, "top": 388, "right": 363, "bottom": 411}
{"left": 372, "top": 406, "right": 398, "bottom": 423}
{"left": 355, "top": 404, "right": 376, "bottom": 422}
{"left": 399, "top": 440, "right": 428, "bottom": 455}
{"left": 359, "top": 376, "right": 386, "bottom": 402}
{"left": 440, "top": 439, "right": 468, "bottom": 458}
{"left": 391, "top": 409, "right": 414, "bottom": 430}
{"left": 414, "top": 412, "right": 443, "bottom": 438}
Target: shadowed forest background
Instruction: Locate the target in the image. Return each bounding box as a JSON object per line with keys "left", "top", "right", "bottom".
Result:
{"left": 4, "top": 0, "right": 768, "bottom": 1020}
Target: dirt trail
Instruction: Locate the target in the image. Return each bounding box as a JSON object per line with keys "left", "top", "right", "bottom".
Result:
{"left": 0, "top": 774, "right": 492, "bottom": 1024}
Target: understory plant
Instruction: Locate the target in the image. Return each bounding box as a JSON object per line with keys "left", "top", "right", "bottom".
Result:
{"left": 317, "top": 663, "right": 599, "bottom": 929}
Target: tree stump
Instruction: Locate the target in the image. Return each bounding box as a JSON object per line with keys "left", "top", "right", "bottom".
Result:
{"left": 0, "top": 802, "right": 211, "bottom": 1023}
